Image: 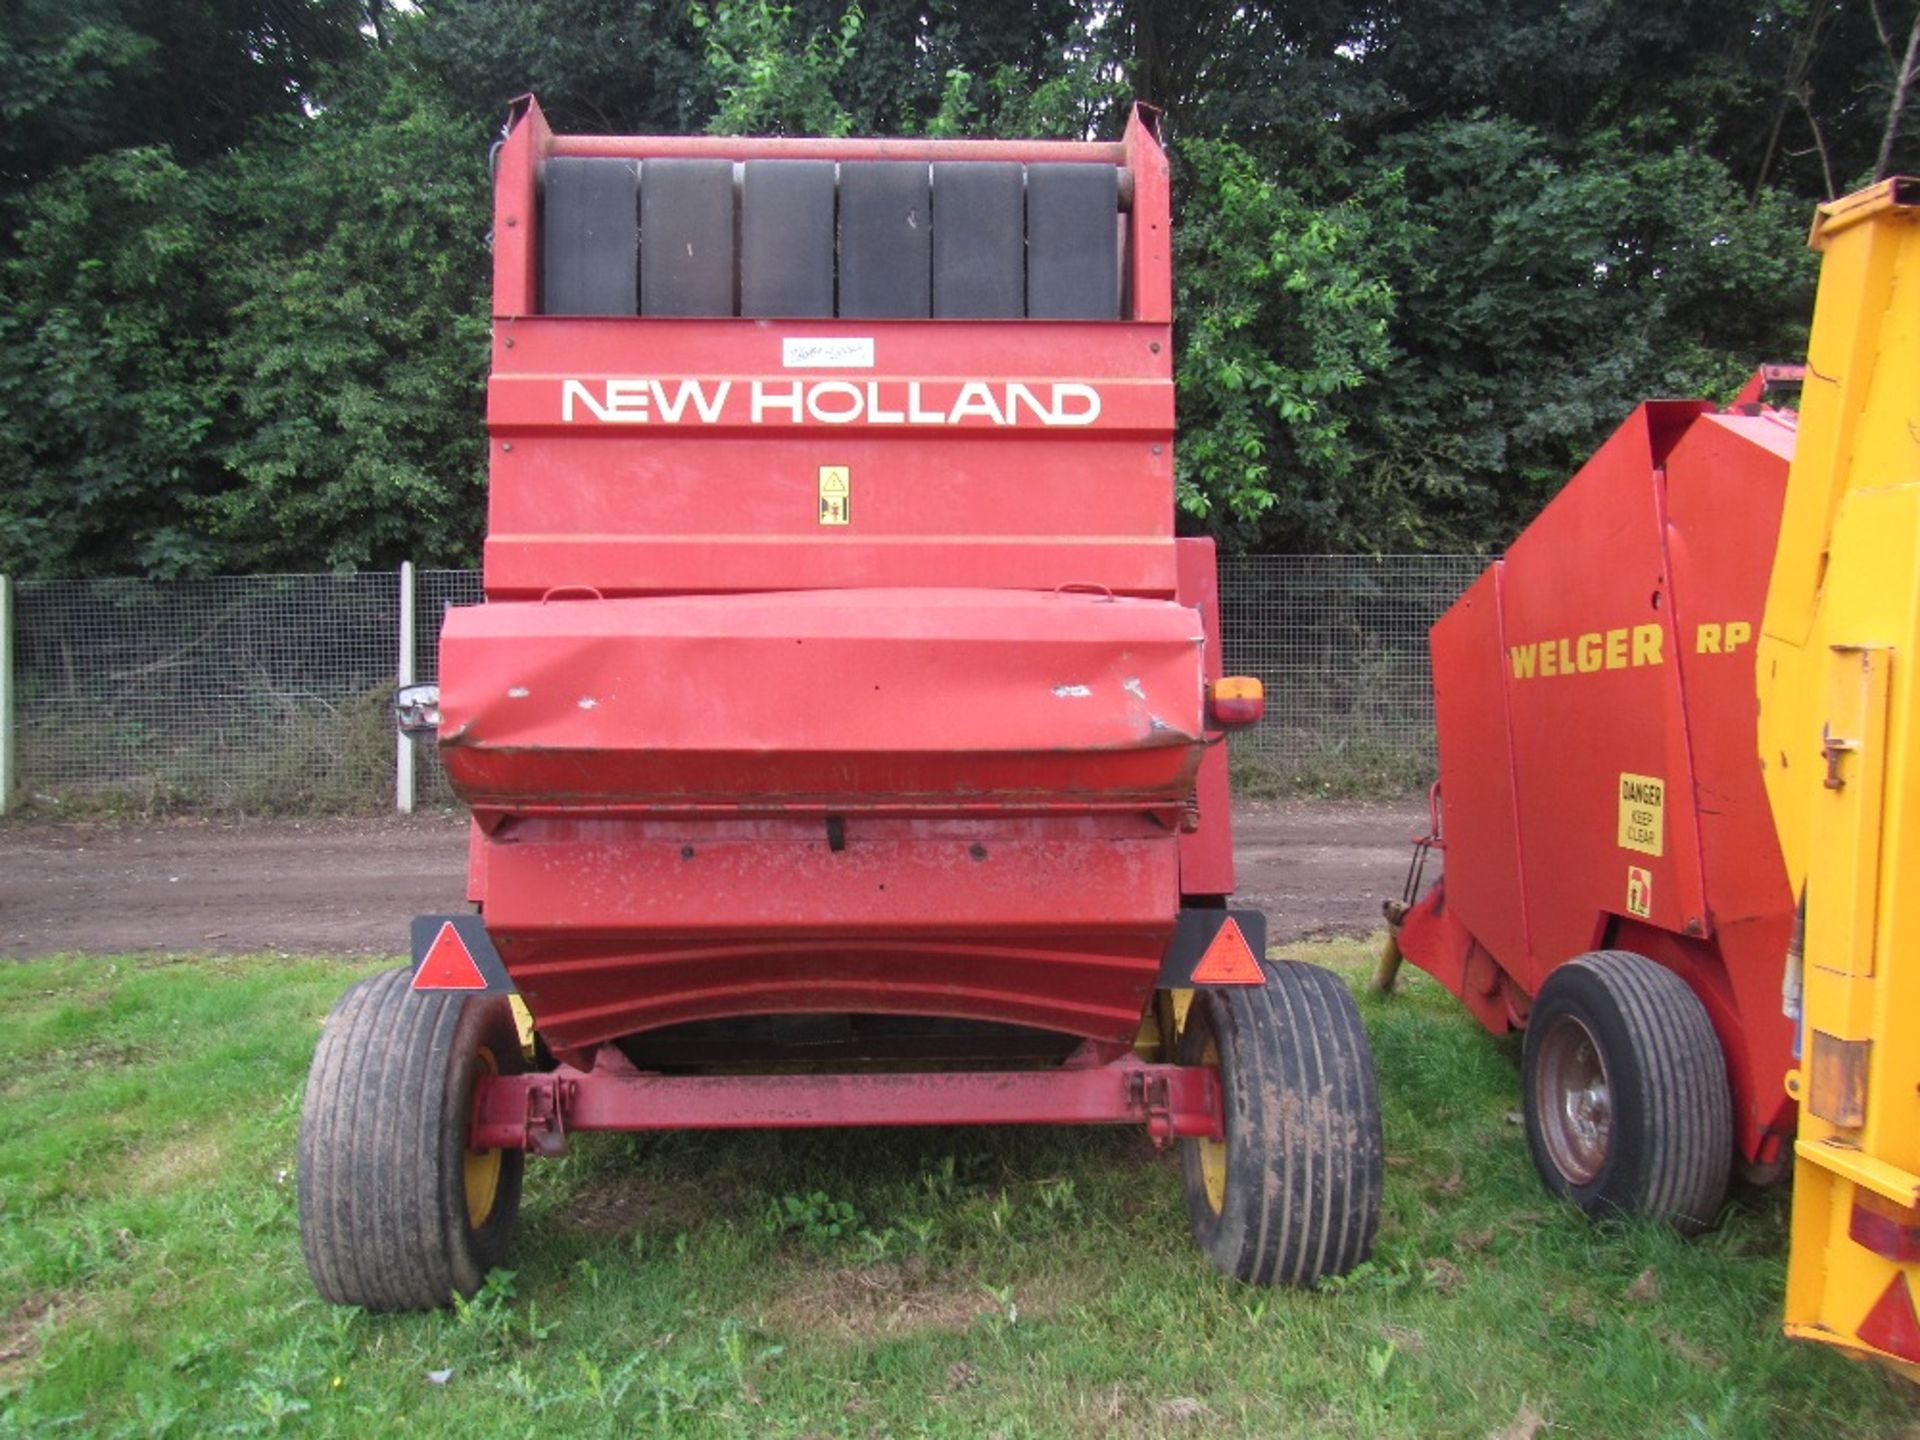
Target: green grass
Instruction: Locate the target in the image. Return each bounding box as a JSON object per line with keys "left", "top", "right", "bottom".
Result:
{"left": 0, "top": 945, "right": 1912, "bottom": 1438}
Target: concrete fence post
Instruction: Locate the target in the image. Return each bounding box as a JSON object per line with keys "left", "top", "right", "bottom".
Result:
{"left": 396, "top": 561, "right": 415, "bottom": 815}
{"left": 0, "top": 575, "right": 12, "bottom": 816}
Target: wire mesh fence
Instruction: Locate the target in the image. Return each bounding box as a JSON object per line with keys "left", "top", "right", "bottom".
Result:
{"left": 413, "top": 569, "right": 485, "bottom": 808}
{"left": 1218, "top": 554, "right": 1490, "bottom": 791}
{"left": 11, "top": 574, "right": 401, "bottom": 812}
{"left": 2, "top": 556, "right": 1489, "bottom": 813}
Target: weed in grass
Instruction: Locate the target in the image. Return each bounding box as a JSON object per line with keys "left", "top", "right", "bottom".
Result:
{"left": 764, "top": 1190, "right": 862, "bottom": 1249}
{"left": 0, "top": 945, "right": 1912, "bottom": 1437}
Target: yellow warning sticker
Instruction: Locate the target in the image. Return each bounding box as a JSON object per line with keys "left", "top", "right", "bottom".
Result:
{"left": 1618, "top": 772, "right": 1665, "bottom": 856}
{"left": 1627, "top": 865, "right": 1653, "bottom": 918}
{"left": 818, "top": 465, "right": 850, "bottom": 525}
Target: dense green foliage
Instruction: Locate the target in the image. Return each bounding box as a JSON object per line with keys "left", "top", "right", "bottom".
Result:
{"left": 1, "top": 0, "right": 1916, "bottom": 574}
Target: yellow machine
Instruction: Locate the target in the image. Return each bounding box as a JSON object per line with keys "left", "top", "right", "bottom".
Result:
{"left": 1758, "top": 177, "right": 1920, "bottom": 1379}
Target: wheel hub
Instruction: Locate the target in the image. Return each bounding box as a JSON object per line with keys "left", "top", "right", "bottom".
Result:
{"left": 464, "top": 1047, "right": 504, "bottom": 1227}
{"left": 1535, "top": 1014, "right": 1613, "bottom": 1186}
{"left": 1197, "top": 1033, "right": 1228, "bottom": 1215}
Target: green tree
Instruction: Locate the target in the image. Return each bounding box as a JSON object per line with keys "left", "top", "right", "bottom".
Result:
{"left": 208, "top": 58, "right": 495, "bottom": 570}
{"left": 411, "top": 0, "right": 714, "bottom": 134}
{"left": 1350, "top": 115, "right": 1816, "bottom": 547}
{"left": 0, "top": 148, "right": 229, "bottom": 575}
{"left": 0, "top": 0, "right": 368, "bottom": 195}
{"left": 1172, "top": 138, "right": 1421, "bottom": 548}
{"left": 692, "top": 0, "right": 864, "bottom": 136}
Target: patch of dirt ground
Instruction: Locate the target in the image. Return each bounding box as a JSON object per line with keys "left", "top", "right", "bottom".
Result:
{"left": 0, "top": 798, "right": 1429, "bottom": 959}
{"left": 0, "top": 1294, "right": 84, "bottom": 1382}
{"left": 1231, "top": 797, "right": 1435, "bottom": 944}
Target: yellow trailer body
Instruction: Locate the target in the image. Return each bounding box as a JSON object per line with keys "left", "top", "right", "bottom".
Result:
{"left": 1757, "top": 178, "right": 1920, "bottom": 1379}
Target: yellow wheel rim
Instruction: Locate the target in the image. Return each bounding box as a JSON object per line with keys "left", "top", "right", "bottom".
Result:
{"left": 463, "top": 1047, "right": 503, "bottom": 1228}
{"left": 1197, "top": 1033, "right": 1228, "bottom": 1216}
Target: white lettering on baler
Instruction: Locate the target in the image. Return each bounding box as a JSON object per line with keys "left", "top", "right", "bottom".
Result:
{"left": 561, "top": 379, "right": 1105, "bottom": 428}
{"left": 561, "top": 378, "right": 733, "bottom": 423}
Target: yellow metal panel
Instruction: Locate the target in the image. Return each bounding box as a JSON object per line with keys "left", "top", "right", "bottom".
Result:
{"left": 1759, "top": 177, "right": 1920, "bottom": 1375}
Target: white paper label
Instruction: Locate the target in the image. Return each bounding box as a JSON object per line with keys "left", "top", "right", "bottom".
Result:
{"left": 782, "top": 337, "right": 875, "bottom": 369}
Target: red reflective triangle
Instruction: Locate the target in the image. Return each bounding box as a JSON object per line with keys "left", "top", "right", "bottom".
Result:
{"left": 1191, "top": 918, "right": 1264, "bottom": 985}
{"left": 413, "top": 921, "right": 487, "bottom": 991}
{"left": 1856, "top": 1271, "right": 1920, "bottom": 1364}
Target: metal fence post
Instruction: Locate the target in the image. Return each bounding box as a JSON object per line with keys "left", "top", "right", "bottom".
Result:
{"left": 396, "top": 562, "right": 415, "bottom": 815}
{"left": 0, "top": 575, "right": 12, "bottom": 816}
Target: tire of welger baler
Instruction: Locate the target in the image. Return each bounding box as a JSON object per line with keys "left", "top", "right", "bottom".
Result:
{"left": 1177, "top": 961, "right": 1384, "bottom": 1286}
{"left": 297, "top": 966, "right": 525, "bottom": 1310}
{"left": 1521, "top": 950, "right": 1732, "bottom": 1234}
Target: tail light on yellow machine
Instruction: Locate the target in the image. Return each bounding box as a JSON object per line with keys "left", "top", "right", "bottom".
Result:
{"left": 1210, "top": 677, "right": 1265, "bottom": 728}
{"left": 1851, "top": 1188, "right": 1920, "bottom": 1263}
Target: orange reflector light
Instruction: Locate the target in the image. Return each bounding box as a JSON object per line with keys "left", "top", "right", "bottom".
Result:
{"left": 1856, "top": 1272, "right": 1920, "bottom": 1365}
{"left": 1210, "top": 676, "right": 1265, "bottom": 728}
{"left": 1191, "top": 917, "right": 1265, "bottom": 984}
{"left": 1807, "top": 1030, "right": 1870, "bottom": 1127}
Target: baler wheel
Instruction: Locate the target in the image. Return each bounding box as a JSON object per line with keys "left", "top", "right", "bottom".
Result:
{"left": 297, "top": 967, "right": 526, "bottom": 1310}
{"left": 1522, "top": 950, "right": 1731, "bottom": 1233}
{"left": 1177, "top": 962, "right": 1383, "bottom": 1286}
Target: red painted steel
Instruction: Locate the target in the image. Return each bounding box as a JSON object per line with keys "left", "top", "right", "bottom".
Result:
{"left": 1398, "top": 392, "right": 1800, "bottom": 1164}
{"left": 470, "top": 1049, "right": 1225, "bottom": 1153}
{"left": 438, "top": 100, "right": 1242, "bottom": 1088}
{"left": 439, "top": 588, "right": 1204, "bottom": 815}
{"left": 1177, "top": 537, "right": 1236, "bottom": 896}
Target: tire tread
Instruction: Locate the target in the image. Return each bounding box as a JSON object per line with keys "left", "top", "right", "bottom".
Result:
{"left": 297, "top": 967, "right": 523, "bottom": 1310}
{"left": 1180, "top": 961, "right": 1382, "bottom": 1286}
{"left": 1528, "top": 950, "right": 1731, "bottom": 1232}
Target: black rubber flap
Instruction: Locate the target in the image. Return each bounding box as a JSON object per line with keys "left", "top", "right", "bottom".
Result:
{"left": 1027, "top": 163, "right": 1120, "bottom": 320}
{"left": 640, "top": 158, "right": 736, "bottom": 317}
{"left": 838, "top": 161, "right": 931, "bottom": 318}
{"left": 932, "top": 162, "right": 1024, "bottom": 319}
{"left": 742, "top": 160, "right": 836, "bottom": 318}
{"left": 541, "top": 157, "right": 639, "bottom": 316}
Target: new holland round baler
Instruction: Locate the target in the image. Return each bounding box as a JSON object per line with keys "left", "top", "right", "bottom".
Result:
{"left": 296, "top": 100, "right": 1383, "bottom": 1309}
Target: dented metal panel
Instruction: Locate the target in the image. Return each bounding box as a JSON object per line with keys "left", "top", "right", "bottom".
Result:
{"left": 437, "top": 587, "right": 1205, "bottom": 813}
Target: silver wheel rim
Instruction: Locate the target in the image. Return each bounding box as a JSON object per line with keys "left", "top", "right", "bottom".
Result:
{"left": 1535, "top": 1013, "right": 1612, "bottom": 1186}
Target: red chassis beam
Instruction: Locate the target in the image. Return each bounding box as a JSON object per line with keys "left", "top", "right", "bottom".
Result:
{"left": 471, "top": 1047, "right": 1224, "bottom": 1158}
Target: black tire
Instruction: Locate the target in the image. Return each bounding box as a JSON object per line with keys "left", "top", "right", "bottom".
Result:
{"left": 1177, "top": 961, "right": 1383, "bottom": 1286}
{"left": 298, "top": 967, "right": 526, "bottom": 1310}
{"left": 1521, "top": 950, "right": 1731, "bottom": 1233}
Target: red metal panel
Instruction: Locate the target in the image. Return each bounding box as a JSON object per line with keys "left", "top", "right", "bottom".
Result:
{"left": 1177, "top": 537, "right": 1235, "bottom": 896}
{"left": 1660, "top": 411, "right": 1798, "bottom": 1154}
{"left": 483, "top": 319, "right": 1174, "bottom": 598}
{"left": 1497, "top": 404, "right": 1714, "bottom": 993}
{"left": 478, "top": 813, "right": 1178, "bottom": 1049}
{"left": 1123, "top": 106, "right": 1173, "bottom": 324}
{"left": 550, "top": 135, "right": 1130, "bottom": 164}
{"left": 438, "top": 588, "right": 1204, "bottom": 813}
{"left": 1426, "top": 567, "right": 1531, "bottom": 1007}
{"left": 492, "top": 97, "right": 548, "bottom": 319}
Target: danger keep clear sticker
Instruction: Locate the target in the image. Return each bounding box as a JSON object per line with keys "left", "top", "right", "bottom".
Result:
{"left": 1618, "top": 772, "right": 1665, "bottom": 857}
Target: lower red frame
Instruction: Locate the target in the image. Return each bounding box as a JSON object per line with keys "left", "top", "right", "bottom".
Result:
{"left": 471, "top": 1045, "right": 1223, "bottom": 1157}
